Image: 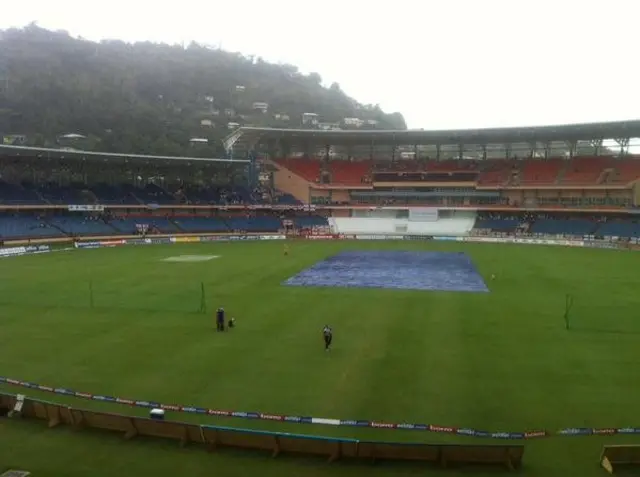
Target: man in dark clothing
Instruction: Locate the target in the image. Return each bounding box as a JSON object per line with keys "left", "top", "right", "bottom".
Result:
{"left": 216, "top": 308, "right": 225, "bottom": 332}
{"left": 323, "top": 325, "right": 333, "bottom": 351}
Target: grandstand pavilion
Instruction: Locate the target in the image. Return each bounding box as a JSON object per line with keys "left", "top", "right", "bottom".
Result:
{"left": 225, "top": 120, "right": 640, "bottom": 209}
{"left": 2, "top": 120, "right": 640, "bottom": 244}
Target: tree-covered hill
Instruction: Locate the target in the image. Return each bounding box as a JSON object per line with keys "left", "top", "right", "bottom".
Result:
{"left": 0, "top": 25, "right": 407, "bottom": 156}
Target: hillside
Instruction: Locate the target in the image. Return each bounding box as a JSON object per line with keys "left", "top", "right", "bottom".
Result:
{"left": 0, "top": 25, "right": 407, "bottom": 157}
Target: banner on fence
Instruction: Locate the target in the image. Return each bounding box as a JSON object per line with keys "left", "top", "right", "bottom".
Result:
{"left": 464, "top": 237, "right": 584, "bottom": 247}
{"left": 172, "top": 236, "right": 201, "bottom": 243}
{"left": 68, "top": 204, "right": 105, "bottom": 212}
{"left": 402, "top": 235, "right": 434, "bottom": 241}
{"left": 199, "top": 236, "right": 231, "bottom": 243}
{"left": 306, "top": 234, "right": 340, "bottom": 240}
{"left": 73, "top": 234, "right": 284, "bottom": 249}
{"left": 1, "top": 375, "right": 633, "bottom": 440}
{"left": 74, "top": 240, "right": 125, "bottom": 249}
{"left": 0, "top": 245, "right": 50, "bottom": 258}
{"left": 355, "top": 235, "right": 403, "bottom": 240}
{"left": 583, "top": 241, "right": 623, "bottom": 250}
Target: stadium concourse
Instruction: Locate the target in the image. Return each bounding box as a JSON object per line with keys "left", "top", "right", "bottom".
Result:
{"left": 2, "top": 119, "right": 640, "bottom": 242}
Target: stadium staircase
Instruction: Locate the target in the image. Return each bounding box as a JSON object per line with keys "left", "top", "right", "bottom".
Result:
{"left": 561, "top": 157, "right": 612, "bottom": 186}
{"left": 477, "top": 160, "right": 513, "bottom": 187}
{"left": 607, "top": 158, "right": 640, "bottom": 185}
{"left": 274, "top": 158, "right": 323, "bottom": 183}
{"left": 269, "top": 158, "right": 319, "bottom": 202}
{"left": 554, "top": 161, "right": 569, "bottom": 185}
{"left": 46, "top": 216, "right": 118, "bottom": 236}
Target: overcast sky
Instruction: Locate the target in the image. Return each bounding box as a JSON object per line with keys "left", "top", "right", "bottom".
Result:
{"left": 1, "top": 0, "right": 639, "bottom": 131}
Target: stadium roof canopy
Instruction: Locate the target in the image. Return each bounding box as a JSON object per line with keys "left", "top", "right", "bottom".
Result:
{"left": 224, "top": 120, "right": 640, "bottom": 151}
{"left": 0, "top": 144, "right": 249, "bottom": 163}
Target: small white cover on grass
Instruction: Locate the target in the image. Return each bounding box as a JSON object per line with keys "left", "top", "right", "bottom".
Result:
{"left": 162, "top": 255, "right": 220, "bottom": 262}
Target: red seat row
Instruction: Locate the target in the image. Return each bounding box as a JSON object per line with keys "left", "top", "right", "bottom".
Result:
{"left": 274, "top": 156, "right": 640, "bottom": 186}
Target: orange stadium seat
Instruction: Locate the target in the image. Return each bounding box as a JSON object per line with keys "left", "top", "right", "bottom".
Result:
{"left": 477, "top": 160, "right": 513, "bottom": 186}
{"left": 425, "top": 160, "right": 476, "bottom": 172}
{"left": 562, "top": 156, "right": 612, "bottom": 185}
{"left": 329, "top": 160, "right": 372, "bottom": 185}
{"left": 276, "top": 158, "right": 322, "bottom": 182}
{"left": 373, "top": 160, "right": 421, "bottom": 172}
{"left": 519, "top": 159, "right": 563, "bottom": 185}
{"left": 608, "top": 157, "right": 640, "bottom": 184}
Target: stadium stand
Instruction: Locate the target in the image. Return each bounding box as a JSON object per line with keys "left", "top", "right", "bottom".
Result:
{"left": 561, "top": 156, "right": 612, "bottom": 185}
{"left": 273, "top": 192, "right": 300, "bottom": 205}
{"left": 47, "top": 216, "right": 116, "bottom": 236}
{"left": 109, "top": 217, "right": 180, "bottom": 234}
{"left": 275, "top": 158, "right": 322, "bottom": 183}
{"left": 0, "top": 181, "right": 44, "bottom": 205}
{"left": 477, "top": 160, "right": 514, "bottom": 187}
{"left": 292, "top": 215, "right": 330, "bottom": 228}
{"left": 38, "top": 183, "right": 93, "bottom": 205}
{"left": 474, "top": 216, "right": 522, "bottom": 233}
{"left": 272, "top": 155, "right": 640, "bottom": 190}
{"left": 0, "top": 213, "right": 331, "bottom": 238}
{"left": 3, "top": 122, "right": 640, "bottom": 244}
{"left": 529, "top": 218, "right": 598, "bottom": 236}
{"left": 608, "top": 157, "right": 640, "bottom": 184}
{"left": 595, "top": 219, "right": 640, "bottom": 238}
{"left": 90, "top": 183, "right": 139, "bottom": 205}
{"left": 517, "top": 159, "right": 563, "bottom": 185}
{"left": 328, "top": 160, "right": 372, "bottom": 185}
{"left": 426, "top": 159, "right": 476, "bottom": 172}
{"left": 0, "top": 216, "right": 64, "bottom": 240}
{"left": 171, "top": 217, "right": 230, "bottom": 233}
{"left": 226, "top": 216, "right": 283, "bottom": 232}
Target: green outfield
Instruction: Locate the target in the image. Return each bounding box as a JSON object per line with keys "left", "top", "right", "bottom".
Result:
{"left": 1, "top": 240, "right": 640, "bottom": 476}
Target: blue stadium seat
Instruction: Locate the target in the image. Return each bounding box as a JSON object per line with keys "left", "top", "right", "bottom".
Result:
{"left": 131, "top": 184, "right": 177, "bottom": 205}
{"left": 474, "top": 218, "right": 520, "bottom": 232}
{"left": 292, "top": 215, "right": 329, "bottom": 228}
{"left": 90, "top": 183, "right": 139, "bottom": 205}
{"left": 0, "top": 181, "right": 45, "bottom": 205}
{"left": 38, "top": 183, "right": 93, "bottom": 205}
{"left": 0, "top": 216, "right": 64, "bottom": 239}
{"left": 172, "top": 217, "right": 230, "bottom": 233}
{"left": 276, "top": 193, "right": 301, "bottom": 205}
{"left": 225, "top": 217, "right": 282, "bottom": 232}
{"left": 530, "top": 219, "right": 596, "bottom": 236}
{"left": 109, "top": 217, "right": 180, "bottom": 234}
{"left": 48, "top": 216, "right": 115, "bottom": 235}
{"left": 596, "top": 221, "right": 640, "bottom": 238}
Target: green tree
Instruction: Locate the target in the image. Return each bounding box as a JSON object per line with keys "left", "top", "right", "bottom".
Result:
{"left": 0, "top": 26, "right": 408, "bottom": 156}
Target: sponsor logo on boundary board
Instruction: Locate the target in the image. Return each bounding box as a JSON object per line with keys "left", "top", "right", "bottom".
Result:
{"left": 73, "top": 235, "right": 286, "bottom": 250}
{"left": 59, "top": 233, "right": 629, "bottom": 251}
{"left": 0, "top": 245, "right": 50, "bottom": 258}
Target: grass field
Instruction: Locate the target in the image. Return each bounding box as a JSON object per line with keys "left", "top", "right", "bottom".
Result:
{"left": 1, "top": 240, "right": 640, "bottom": 476}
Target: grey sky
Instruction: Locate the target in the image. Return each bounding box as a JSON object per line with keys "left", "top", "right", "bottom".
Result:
{"left": 1, "top": 0, "right": 639, "bottom": 130}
